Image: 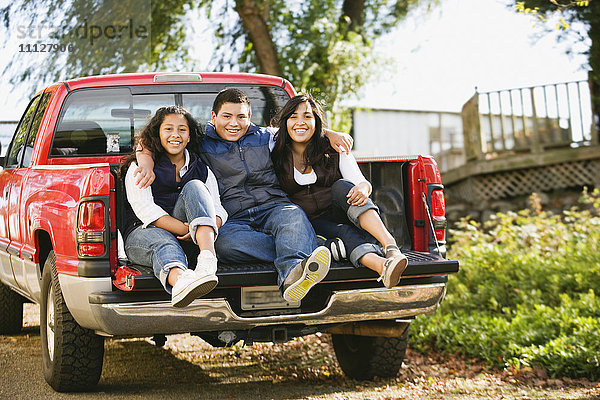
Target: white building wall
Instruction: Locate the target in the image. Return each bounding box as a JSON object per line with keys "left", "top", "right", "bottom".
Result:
{"left": 351, "top": 109, "right": 464, "bottom": 171}
{"left": 352, "top": 109, "right": 433, "bottom": 157}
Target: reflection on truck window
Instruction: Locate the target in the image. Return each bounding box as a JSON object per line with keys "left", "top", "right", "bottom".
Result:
{"left": 22, "top": 93, "right": 52, "bottom": 167}
{"left": 52, "top": 88, "right": 133, "bottom": 156}
{"left": 50, "top": 85, "right": 290, "bottom": 157}
{"left": 5, "top": 95, "right": 40, "bottom": 168}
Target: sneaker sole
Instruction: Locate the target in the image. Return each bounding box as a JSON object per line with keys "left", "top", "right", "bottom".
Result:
{"left": 384, "top": 256, "right": 408, "bottom": 289}
{"left": 283, "top": 246, "right": 330, "bottom": 302}
{"left": 172, "top": 275, "right": 218, "bottom": 308}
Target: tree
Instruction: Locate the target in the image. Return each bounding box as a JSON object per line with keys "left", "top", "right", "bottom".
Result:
{"left": 208, "top": 0, "right": 428, "bottom": 127}
{"left": 2, "top": 0, "right": 430, "bottom": 128}
{"left": 1, "top": 0, "right": 186, "bottom": 87}
{"left": 513, "top": 0, "right": 599, "bottom": 138}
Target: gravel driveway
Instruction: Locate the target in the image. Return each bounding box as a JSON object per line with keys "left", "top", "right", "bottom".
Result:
{"left": 1, "top": 304, "right": 598, "bottom": 400}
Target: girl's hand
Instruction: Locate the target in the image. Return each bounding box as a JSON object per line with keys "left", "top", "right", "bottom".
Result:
{"left": 176, "top": 232, "right": 192, "bottom": 241}
{"left": 347, "top": 182, "right": 370, "bottom": 206}
{"left": 134, "top": 165, "right": 156, "bottom": 189}
{"left": 176, "top": 222, "right": 192, "bottom": 241}
{"left": 325, "top": 129, "right": 353, "bottom": 153}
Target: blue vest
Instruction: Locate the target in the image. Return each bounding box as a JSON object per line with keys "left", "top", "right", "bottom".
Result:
{"left": 198, "top": 123, "right": 289, "bottom": 217}
{"left": 150, "top": 152, "right": 208, "bottom": 215}
{"left": 122, "top": 151, "right": 209, "bottom": 240}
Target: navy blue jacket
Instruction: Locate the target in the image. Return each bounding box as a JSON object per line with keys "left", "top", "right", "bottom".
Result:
{"left": 198, "top": 123, "right": 288, "bottom": 217}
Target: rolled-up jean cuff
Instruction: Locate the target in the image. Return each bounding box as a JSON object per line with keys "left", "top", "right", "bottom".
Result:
{"left": 349, "top": 243, "right": 384, "bottom": 268}
{"left": 159, "top": 262, "right": 186, "bottom": 294}
{"left": 347, "top": 200, "right": 379, "bottom": 228}
{"left": 189, "top": 217, "right": 218, "bottom": 244}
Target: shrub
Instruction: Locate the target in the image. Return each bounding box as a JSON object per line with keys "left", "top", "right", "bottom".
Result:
{"left": 411, "top": 188, "right": 600, "bottom": 379}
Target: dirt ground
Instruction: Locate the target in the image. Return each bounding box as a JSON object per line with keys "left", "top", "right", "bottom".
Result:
{"left": 1, "top": 303, "right": 599, "bottom": 400}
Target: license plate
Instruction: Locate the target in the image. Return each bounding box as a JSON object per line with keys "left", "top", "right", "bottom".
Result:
{"left": 241, "top": 285, "right": 301, "bottom": 310}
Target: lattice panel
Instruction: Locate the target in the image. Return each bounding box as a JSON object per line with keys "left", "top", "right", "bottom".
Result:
{"left": 446, "top": 159, "right": 600, "bottom": 202}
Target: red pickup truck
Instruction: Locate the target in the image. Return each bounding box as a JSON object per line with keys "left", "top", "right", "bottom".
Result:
{"left": 0, "top": 72, "right": 458, "bottom": 392}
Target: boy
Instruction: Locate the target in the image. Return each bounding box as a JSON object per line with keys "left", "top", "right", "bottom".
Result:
{"left": 136, "top": 88, "right": 352, "bottom": 301}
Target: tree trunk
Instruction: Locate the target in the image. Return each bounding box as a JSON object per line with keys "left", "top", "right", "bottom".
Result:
{"left": 234, "top": 0, "right": 281, "bottom": 76}
{"left": 341, "top": 0, "right": 366, "bottom": 33}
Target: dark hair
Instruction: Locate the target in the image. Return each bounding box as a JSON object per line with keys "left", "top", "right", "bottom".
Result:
{"left": 271, "top": 94, "right": 331, "bottom": 171}
{"left": 212, "top": 88, "right": 251, "bottom": 114}
{"left": 119, "top": 105, "right": 201, "bottom": 177}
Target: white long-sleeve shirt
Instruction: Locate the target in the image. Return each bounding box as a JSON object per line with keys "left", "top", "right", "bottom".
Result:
{"left": 125, "top": 151, "right": 227, "bottom": 228}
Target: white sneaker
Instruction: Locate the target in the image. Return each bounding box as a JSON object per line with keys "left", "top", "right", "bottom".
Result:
{"left": 171, "top": 268, "right": 218, "bottom": 308}
{"left": 282, "top": 246, "right": 331, "bottom": 302}
{"left": 196, "top": 250, "right": 218, "bottom": 277}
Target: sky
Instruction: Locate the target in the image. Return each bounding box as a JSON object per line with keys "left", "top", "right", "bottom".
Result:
{"left": 357, "top": 0, "right": 589, "bottom": 112}
{"left": 0, "top": 0, "right": 590, "bottom": 120}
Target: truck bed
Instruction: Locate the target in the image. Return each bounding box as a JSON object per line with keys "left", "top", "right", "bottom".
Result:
{"left": 109, "top": 163, "right": 459, "bottom": 313}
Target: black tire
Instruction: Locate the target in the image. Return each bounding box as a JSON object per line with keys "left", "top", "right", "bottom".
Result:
{"left": 0, "top": 282, "right": 24, "bottom": 334}
{"left": 40, "top": 251, "right": 104, "bottom": 392}
{"left": 332, "top": 323, "right": 410, "bottom": 380}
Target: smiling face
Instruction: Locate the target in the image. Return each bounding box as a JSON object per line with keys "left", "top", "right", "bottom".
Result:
{"left": 286, "top": 101, "right": 316, "bottom": 145}
{"left": 159, "top": 113, "right": 190, "bottom": 158}
{"left": 211, "top": 102, "right": 251, "bottom": 142}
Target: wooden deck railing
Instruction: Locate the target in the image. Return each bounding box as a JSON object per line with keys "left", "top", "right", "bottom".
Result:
{"left": 441, "top": 81, "right": 600, "bottom": 186}
{"left": 462, "top": 80, "right": 598, "bottom": 162}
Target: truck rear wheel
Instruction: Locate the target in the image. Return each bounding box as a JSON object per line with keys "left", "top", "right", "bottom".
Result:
{"left": 0, "top": 282, "right": 24, "bottom": 334}
{"left": 40, "top": 251, "right": 104, "bottom": 392}
{"left": 332, "top": 322, "right": 409, "bottom": 380}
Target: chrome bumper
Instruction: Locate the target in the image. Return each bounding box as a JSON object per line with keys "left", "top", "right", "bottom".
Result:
{"left": 88, "top": 283, "right": 446, "bottom": 337}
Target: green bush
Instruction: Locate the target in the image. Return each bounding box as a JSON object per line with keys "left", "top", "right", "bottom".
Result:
{"left": 411, "top": 189, "right": 600, "bottom": 379}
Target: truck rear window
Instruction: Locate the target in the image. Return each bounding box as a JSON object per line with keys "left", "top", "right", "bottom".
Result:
{"left": 50, "top": 85, "right": 290, "bottom": 157}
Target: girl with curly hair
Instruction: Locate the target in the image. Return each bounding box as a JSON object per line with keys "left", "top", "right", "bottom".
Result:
{"left": 120, "top": 106, "right": 227, "bottom": 307}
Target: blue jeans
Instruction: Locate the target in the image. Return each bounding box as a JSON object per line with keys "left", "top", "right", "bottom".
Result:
{"left": 125, "top": 180, "right": 217, "bottom": 292}
{"left": 311, "top": 179, "right": 384, "bottom": 268}
{"left": 215, "top": 201, "right": 317, "bottom": 288}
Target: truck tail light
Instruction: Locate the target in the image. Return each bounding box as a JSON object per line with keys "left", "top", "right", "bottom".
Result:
{"left": 430, "top": 189, "right": 447, "bottom": 242}
{"left": 77, "top": 200, "right": 106, "bottom": 257}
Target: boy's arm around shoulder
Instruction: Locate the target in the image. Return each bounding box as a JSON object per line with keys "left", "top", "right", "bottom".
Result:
{"left": 134, "top": 144, "right": 156, "bottom": 189}
{"left": 324, "top": 128, "right": 353, "bottom": 153}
